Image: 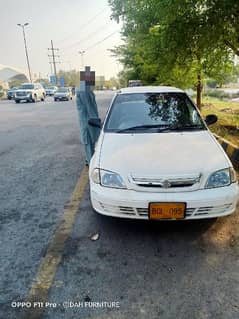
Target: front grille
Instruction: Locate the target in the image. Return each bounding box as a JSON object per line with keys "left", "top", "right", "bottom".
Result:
{"left": 186, "top": 204, "right": 232, "bottom": 217}
{"left": 131, "top": 175, "right": 201, "bottom": 189}
{"left": 99, "top": 203, "right": 135, "bottom": 216}
{"left": 137, "top": 182, "right": 195, "bottom": 188}
{"left": 16, "top": 91, "right": 27, "bottom": 96}
{"left": 99, "top": 202, "right": 233, "bottom": 218}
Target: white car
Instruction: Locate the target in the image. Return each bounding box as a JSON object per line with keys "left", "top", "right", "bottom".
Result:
{"left": 15, "top": 83, "right": 46, "bottom": 103}
{"left": 89, "top": 86, "right": 239, "bottom": 220}
{"left": 45, "top": 86, "right": 58, "bottom": 96}
{"left": 54, "top": 87, "right": 72, "bottom": 101}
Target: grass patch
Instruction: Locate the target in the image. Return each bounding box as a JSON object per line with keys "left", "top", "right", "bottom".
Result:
{"left": 200, "top": 96, "right": 239, "bottom": 146}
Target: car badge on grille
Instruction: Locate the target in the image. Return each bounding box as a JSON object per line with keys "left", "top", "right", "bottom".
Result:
{"left": 162, "top": 180, "right": 171, "bottom": 188}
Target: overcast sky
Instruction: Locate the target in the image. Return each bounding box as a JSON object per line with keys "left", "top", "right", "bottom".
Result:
{"left": 0, "top": 0, "right": 122, "bottom": 79}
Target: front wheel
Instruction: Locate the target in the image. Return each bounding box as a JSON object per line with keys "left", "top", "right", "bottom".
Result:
{"left": 32, "top": 94, "right": 37, "bottom": 102}
{"left": 41, "top": 93, "right": 45, "bottom": 101}
{"left": 15, "top": 100, "right": 20, "bottom": 104}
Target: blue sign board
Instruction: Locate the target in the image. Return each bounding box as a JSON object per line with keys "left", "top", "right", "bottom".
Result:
{"left": 50, "top": 75, "right": 56, "bottom": 85}
{"left": 59, "top": 77, "right": 65, "bottom": 87}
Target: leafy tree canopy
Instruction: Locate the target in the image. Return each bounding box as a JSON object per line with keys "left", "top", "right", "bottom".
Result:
{"left": 109, "top": 0, "right": 239, "bottom": 106}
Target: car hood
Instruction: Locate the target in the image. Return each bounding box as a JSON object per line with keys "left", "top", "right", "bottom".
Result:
{"left": 99, "top": 131, "right": 230, "bottom": 177}
{"left": 16, "top": 89, "right": 33, "bottom": 92}
{"left": 55, "top": 92, "right": 67, "bottom": 95}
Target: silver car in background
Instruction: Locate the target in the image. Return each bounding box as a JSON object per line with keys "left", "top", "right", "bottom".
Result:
{"left": 7, "top": 87, "right": 19, "bottom": 100}
{"left": 54, "top": 87, "right": 72, "bottom": 101}
{"left": 45, "top": 86, "right": 58, "bottom": 96}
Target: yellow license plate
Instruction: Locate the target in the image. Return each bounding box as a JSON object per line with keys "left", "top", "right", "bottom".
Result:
{"left": 149, "top": 202, "right": 186, "bottom": 220}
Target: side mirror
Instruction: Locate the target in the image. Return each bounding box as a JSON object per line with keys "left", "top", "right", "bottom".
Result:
{"left": 205, "top": 114, "right": 218, "bottom": 126}
{"left": 88, "top": 118, "right": 101, "bottom": 128}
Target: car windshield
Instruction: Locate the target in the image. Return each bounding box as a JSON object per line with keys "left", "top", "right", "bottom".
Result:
{"left": 20, "top": 84, "right": 34, "bottom": 90}
{"left": 56, "top": 88, "right": 68, "bottom": 92}
{"left": 105, "top": 92, "right": 205, "bottom": 132}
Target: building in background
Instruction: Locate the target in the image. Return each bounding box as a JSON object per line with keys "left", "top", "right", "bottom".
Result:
{"left": 0, "top": 64, "right": 29, "bottom": 88}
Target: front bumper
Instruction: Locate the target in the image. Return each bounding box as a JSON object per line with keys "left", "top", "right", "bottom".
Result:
{"left": 15, "top": 93, "right": 32, "bottom": 101}
{"left": 54, "top": 96, "right": 69, "bottom": 101}
{"left": 15, "top": 97, "right": 32, "bottom": 102}
{"left": 90, "top": 182, "right": 239, "bottom": 220}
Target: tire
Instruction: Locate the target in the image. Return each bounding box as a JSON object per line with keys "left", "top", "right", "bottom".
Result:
{"left": 32, "top": 94, "right": 37, "bottom": 103}
{"left": 15, "top": 100, "right": 20, "bottom": 104}
{"left": 54, "top": 98, "right": 57, "bottom": 102}
{"left": 41, "top": 93, "right": 45, "bottom": 101}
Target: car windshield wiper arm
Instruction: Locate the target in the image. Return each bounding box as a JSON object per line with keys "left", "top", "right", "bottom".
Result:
{"left": 116, "top": 124, "right": 204, "bottom": 133}
{"left": 159, "top": 124, "right": 205, "bottom": 132}
{"left": 116, "top": 124, "right": 168, "bottom": 133}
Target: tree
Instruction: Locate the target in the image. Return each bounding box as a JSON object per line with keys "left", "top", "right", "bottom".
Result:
{"left": 108, "top": 77, "right": 120, "bottom": 89}
{"left": 35, "top": 78, "right": 50, "bottom": 87}
{"left": 109, "top": 0, "right": 238, "bottom": 109}
{"left": 8, "top": 80, "right": 23, "bottom": 88}
{"left": 57, "top": 70, "right": 80, "bottom": 87}
{"left": 202, "top": 0, "right": 239, "bottom": 57}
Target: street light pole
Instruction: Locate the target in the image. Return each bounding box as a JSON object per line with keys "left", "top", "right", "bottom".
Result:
{"left": 17, "top": 23, "right": 32, "bottom": 83}
{"left": 78, "top": 50, "right": 85, "bottom": 70}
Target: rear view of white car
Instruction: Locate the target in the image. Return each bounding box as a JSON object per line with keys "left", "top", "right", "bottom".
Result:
{"left": 89, "top": 86, "right": 239, "bottom": 220}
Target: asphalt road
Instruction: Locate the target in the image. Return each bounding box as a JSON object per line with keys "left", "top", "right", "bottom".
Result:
{"left": 0, "top": 92, "right": 239, "bottom": 319}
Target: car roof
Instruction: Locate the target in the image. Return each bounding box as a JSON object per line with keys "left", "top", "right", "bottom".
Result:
{"left": 118, "top": 86, "right": 184, "bottom": 94}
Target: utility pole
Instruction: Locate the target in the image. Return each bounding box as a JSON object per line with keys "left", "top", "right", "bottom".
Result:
{"left": 17, "top": 23, "right": 32, "bottom": 83}
{"left": 49, "top": 61, "right": 53, "bottom": 76}
{"left": 48, "top": 40, "right": 60, "bottom": 85}
{"left": 78, "top": 50, "right": 85, "bottom": 70}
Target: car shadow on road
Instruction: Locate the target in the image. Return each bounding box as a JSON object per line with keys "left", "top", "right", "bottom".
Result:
{"left": 94, "top": 212, "right": 216, "bottom": 239}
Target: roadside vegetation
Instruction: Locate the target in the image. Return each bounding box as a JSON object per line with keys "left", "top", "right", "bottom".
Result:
{"left": 200, "top": 96, "right": 239, "bottom": 146}
{"left": 0, "top": 86, "right": 4, "bottom": 99}
{"left": 109, "top": 0, "right": 239, "bottom": 109}
{"left": 109, "top": 0, "right": 239, "bottom": 145}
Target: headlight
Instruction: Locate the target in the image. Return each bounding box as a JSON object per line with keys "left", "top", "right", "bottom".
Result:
{"left": 205, "top": 168, "right": 235, "bottom": 189}
{"left": 101, "top": 169, "right": 126, "bottom": 189}
{"left": 229, "top": 167, "right": 237, "bottom": 183}
{"left": 91, "top": 168, "right": 100, "bottom": 184}
{"left": 91, "top": 168, "right": 126, "bottom": 189}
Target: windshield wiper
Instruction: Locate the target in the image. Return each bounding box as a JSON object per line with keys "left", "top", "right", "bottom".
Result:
{"left": 158, "top": 124, "right": 205, "bottom": 132}
{"left": 116, "top": 124, "right": 168, "bottom": 133}
{"left": 116, "top": 124, "right": 204, "bottom": 133}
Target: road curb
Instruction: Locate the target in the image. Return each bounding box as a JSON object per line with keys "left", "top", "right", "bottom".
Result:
{"left": 214, "top": 134, "right": 239, "bottom": 170}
